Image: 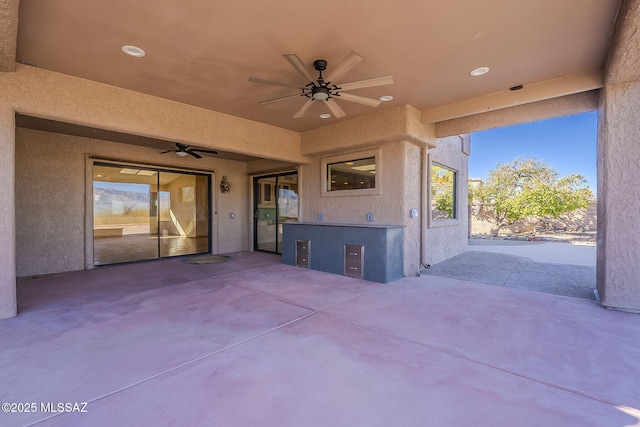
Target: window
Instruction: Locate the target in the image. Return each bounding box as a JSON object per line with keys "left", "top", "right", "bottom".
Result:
{"left": 431, "top": 163, "right": 457, "bottom": 220}
{"left": 326, "top": 157, "right": 376, "bottom": 191}
{"left": 264, "top": 183, "right": 272, "bottom": 203}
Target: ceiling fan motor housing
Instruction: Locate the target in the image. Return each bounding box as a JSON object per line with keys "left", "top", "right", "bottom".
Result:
{"left": 313, "top": 59, "right": 327, "bottom": 72}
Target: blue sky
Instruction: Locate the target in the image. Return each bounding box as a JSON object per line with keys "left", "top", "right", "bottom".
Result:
{"left": 469, "top": 111, "right": 597, "bottom": 194}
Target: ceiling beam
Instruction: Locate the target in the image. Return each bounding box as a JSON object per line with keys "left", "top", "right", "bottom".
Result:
{"left": 0, "top": 0, "right": 19, "bottom": 72}
{"left": 435, "top": 90, "right": 599, "bottom": 138}
{"left": 421, "top": 69, "right": 603, "bottom": 124}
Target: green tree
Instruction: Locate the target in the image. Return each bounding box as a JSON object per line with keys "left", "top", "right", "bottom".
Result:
{"left": 432, "top": 165, "right": 455, "bottom": 219}
{"left": 472, "top": 157, "right": 593, "bottom": 235}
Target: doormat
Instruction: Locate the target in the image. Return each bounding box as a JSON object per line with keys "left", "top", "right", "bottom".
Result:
{"left": 184, "top": 255, "right": 230, "bottom": 264}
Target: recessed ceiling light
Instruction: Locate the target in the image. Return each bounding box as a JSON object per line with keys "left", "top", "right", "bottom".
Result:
{"left": 470, "top": 66, "right": 490, "bottom": 77}
{"left": 320, "top": 113, "right": 331, "bottom": 119}
{"left": 122, "top": 45, "right": 146, "bottom": 58}
{"left": 379, "top": 95, "right": 394, "bottom": 102}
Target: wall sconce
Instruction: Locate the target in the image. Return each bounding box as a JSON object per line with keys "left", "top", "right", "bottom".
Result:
{"left": 220, "top": 175, "right": 230, "bottom": 193}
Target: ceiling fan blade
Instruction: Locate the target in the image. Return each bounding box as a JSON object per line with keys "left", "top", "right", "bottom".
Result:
{"left": 191, "top": 149, "right": 219, "bottom": 155}
{"left": 187, "top": 150, "right": 203, "bottom": 159}
{"left": 337, "top": 92, "right": 381, "bottom": 108}
{"left": 248, "top": 77, "right": 303, "bottom": 89}
{"left": 326, "top": 51, "right": 363, "bottom": 83}
{"left": 338, "top": 75, "right": 394, "bottom": 91}
{"left": 325, "top": 99, "right": 346, "bottom": 118}
{"left": 159, "top": 150, "right": 175, "bottom": 154}
{"left": 283, "top": 54, "right": 314, "bottom": 82}
{"left": 293, "top": 99, "right": 314, "bottom": 118}
{"left": 259, "top": 93, "right": 303, "bottom": 105}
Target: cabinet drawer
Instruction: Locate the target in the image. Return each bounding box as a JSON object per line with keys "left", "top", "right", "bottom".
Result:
{"left": 296, "top": 240, "right": 310, "bottom": 268}
{"left": 344, "top": 244, "right": 364, "bottom": 278}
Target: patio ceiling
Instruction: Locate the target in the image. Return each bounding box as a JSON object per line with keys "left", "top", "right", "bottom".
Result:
{"left": 12, "top": 0, "right": 620, "bottom": 132}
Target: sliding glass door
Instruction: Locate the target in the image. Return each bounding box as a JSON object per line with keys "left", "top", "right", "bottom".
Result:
{"left": 254, "top": 173, "right": 298, "bottom": 253}
{"left": 93, "top": 163, "right": 210, "bottom": 265}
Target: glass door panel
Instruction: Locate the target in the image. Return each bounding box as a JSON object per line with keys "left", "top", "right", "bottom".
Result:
{"left": 277, "top": 176, "right": 299, "bottom": 254}
{"left": 158, "top": 172, "right": 210, "bottom": 257}
{"left": 93, "top": 165, "right": 159, "bottom": 265}
{"left": 255, "top": 177, "right": 277, "bottom": 252}
{"left": 254, "top": 173, "right": 298, "bottom": 253}
{"left": 93, "top": 164, "right": 210, "bottom": 265}
{"left": 194, "top": 175, "right": 211, "bottom": 254}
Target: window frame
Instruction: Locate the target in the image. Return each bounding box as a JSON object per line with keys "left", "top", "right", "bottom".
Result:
{"left": 320, "top": 149, "right": 382, "bottom": 197}
{"left": 428, "top": 159, "right": 459, "bottom": 228}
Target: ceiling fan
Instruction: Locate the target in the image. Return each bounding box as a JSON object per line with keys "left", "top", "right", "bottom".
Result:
{"left": 248, "top": 51, "right": 393, "bottom": 119}
{"left": 160, "top": 142, "right": 218, "bottom": 159}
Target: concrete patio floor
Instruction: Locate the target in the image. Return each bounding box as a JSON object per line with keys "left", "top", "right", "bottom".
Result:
{"left": 1, "top": 252, "right": 639, "bottom": 426}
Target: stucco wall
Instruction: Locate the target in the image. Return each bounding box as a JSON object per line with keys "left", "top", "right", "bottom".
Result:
{"left": 301, "top": 105, "right": 435, "bottom": 156}
{"left": 423, "top": 135, "right": 469, "bottom": 266}
{"left": 595, "top": 0, "right": 640, "bottom": 312}
{"left": 15, "top": 127, "right": 249, "bottom": 277}
{"left": 300, "top": 140, "right": 430, "bottom": 276}
{"left": 1, "top": 65, "right": 305, "bottom": 164}
{"left": 0, "top": 106, "right": 16, "bottom": 318}
{"left": 402, "top": 142, "right": 423, "bottom": 275}
{"left": 301, "top": 142, "right": 405, "bottom": 225}
{"left": 297, "top": 104, "right": 435, "bottom": 276}
{"left": 597, "top": 82, "right": 640, "bottom": 311}
{"left": 435, "top": 91, "right": 599, "bottom": 138}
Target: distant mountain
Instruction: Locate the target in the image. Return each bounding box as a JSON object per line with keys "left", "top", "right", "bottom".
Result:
{"left": 94, "top": 187, "right": 150, "bottom": 215}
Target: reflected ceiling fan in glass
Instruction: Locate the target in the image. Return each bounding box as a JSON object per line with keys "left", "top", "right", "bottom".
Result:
{"left": 159, "top": 142, "right": 219, "bottom": 159}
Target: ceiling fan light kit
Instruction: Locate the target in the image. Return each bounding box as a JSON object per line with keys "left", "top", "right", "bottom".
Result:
{"left": 249, "top": 51, "right": 394, "bottom": 119}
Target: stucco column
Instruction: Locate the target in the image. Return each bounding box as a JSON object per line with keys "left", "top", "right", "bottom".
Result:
{"left": 0, "top": 104, "right": 16, "bottom": 319}
{"left": 596, "top": 0, "right": 640, "bottom": 312}
{"left": 597, "top": 82, "right": 640, "bottom": 312}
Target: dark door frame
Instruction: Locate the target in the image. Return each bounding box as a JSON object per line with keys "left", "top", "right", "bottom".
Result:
{"left": 253, "top": 171, "right": 298, "bottom": 253}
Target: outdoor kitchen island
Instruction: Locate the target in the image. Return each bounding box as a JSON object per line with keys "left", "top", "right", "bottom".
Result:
{"left": 281, "top": 222, "right": 404, "bottom": 283}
